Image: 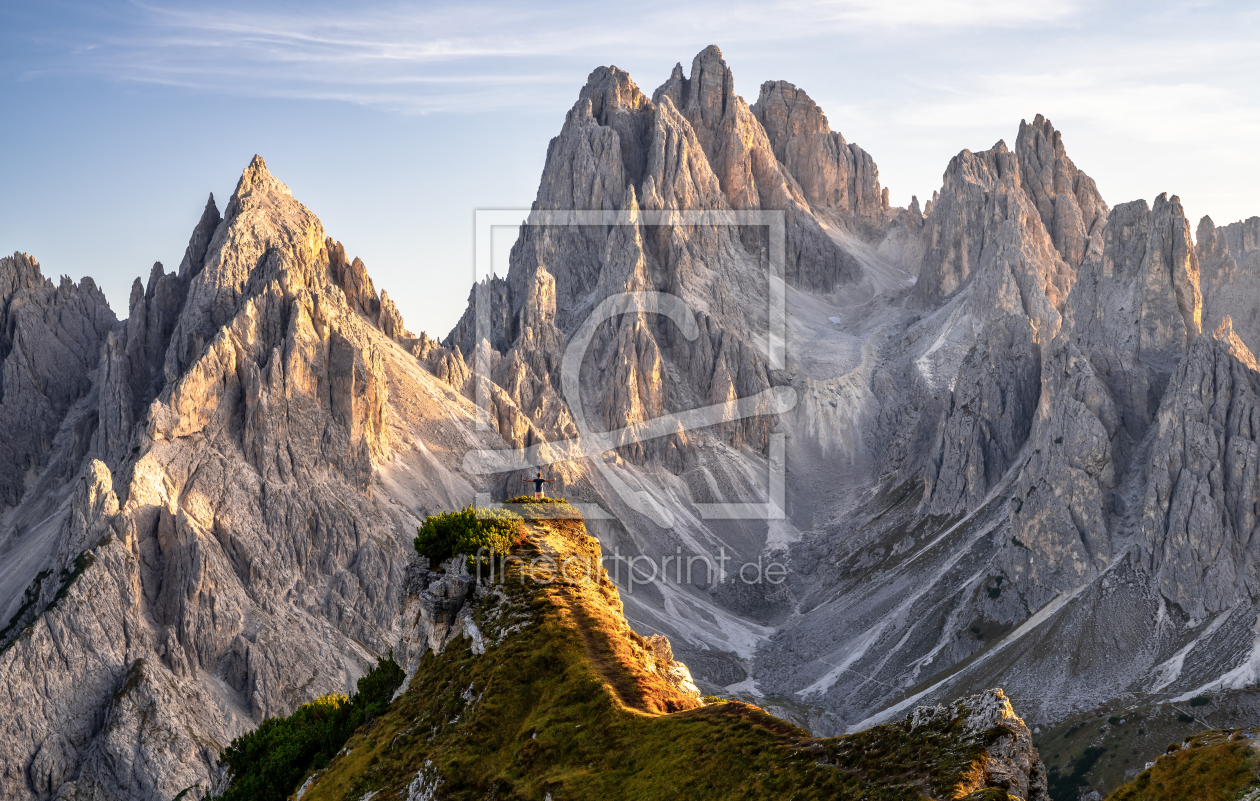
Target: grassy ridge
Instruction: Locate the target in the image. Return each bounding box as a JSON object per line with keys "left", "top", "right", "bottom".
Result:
{"left": 298, "top": 515, "right": 1029, "bottom": 801}
{"left": 1107, "top": 729, "right": 1260, "bottom": 800}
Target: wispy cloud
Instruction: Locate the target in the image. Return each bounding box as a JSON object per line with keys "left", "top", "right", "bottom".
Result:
{"left": 8, "top": 0, "right": 1090, "bottom": 112}
{"left": 791, "top": 0, "right": 1078, "bottom": 27}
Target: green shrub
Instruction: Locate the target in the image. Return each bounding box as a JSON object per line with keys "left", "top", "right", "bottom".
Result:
{"left": 1190, "top": 695, "right": 1211, "bottom": 707}
{"left": 215, "top": 656, "right": 404, "bottom": 801}
{"left": 413, "top": 506, "right": 524, "bottom": 566}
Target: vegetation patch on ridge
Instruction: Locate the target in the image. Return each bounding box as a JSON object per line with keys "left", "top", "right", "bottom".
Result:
{"left": 414, "top": 505, "right": 524, "bottom": 567}
{"left": 212, "top": 656, "right": 404, "bottom": 801}
{"left": 1107, "top": 729, "right": 1260, "bottom": 801}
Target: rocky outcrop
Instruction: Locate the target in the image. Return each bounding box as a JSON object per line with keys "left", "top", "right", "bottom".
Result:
{"left": 394, "top": 558, "right": 482, "bottom": 691}
{"left": 1015, "top": 115, "right": 1109, "bottom": 269}
{"left": 0, "top": 254, "right": 116, "bottom": 510}
{"left": 752, "top": 79, "right": 889, "bottom": 239}
{"left": 644, "top": 632, "right": 702, "bottom": 696}
{"left": 1198, "top": 214, "right": 1260, "bottom": 356}
{"left": 378, "top": 290, "right": 410, "bottom": 341}
{"left": 904, "top": 690, "right": 1048, "bottom": 800}
{"left": 1138, "top": 325, "right": 1260, "bottom": 618}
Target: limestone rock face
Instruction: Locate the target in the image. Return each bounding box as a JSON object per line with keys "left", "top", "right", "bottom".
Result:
{"left": 905, "top": 690, "right": 1048, "bottom": 801}
{"left": 1198, "top": 214, "right": 1260, "bottom": 355}
{"left": 444, "top": 46, "right": 879, "bottom": 466}
{"left": 0, "top": 253, "right": 116, "bottom": 510}
{"left": 1003, "top": 338, "right": 1119, "bottom": 603}
{"left": 752, "top": 79, "right": 889, "bottom": 238}
{"left": 1015, "top": 114, "right": 1109, "bottom": 268}
{"left": 0, "top": 156, "right": 506, "bottom": 801}
{"left": 912, "top": 140, "right": 1074, "bottom": 336}
{"left": 877, "top": 134, "right": 1087, "bottom": 517}
{"left": 987, "top": 194, "right": 1205, "bottom": 606}
{"left": 920, "top": 314, "right": 1041, "bottom": 515}
{"left": 1064, "top": 194, "right": 1202, "bottom": 470}
{"left": 1138, "top": 329, "right": 1260, "bottom": 619}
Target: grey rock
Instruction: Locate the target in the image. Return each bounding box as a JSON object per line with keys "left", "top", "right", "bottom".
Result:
{"left": 1064, "top": 193, "right": 1202, "bottom": 471}
{"left": 752, "top": 79, "right": 889, "bottom": 239}
{"left": 1198, "top": 214, "right": 1260, "bottom": 355}
{"left": 1015, "top": 114, "right": 1109, "bottom": 268}
{"left": 912, "top": 139, "right": 1073, "bottom": 337}
{"left": 903, "top": 689, "right": 1048, "bottom": 801}
{"left": 1138, "top": 327, "right": 1260, "bottom": 619}
{"left": 920, "top": 314, "right": 1040, "bottom": 515}
{"left": 0, "top": 254, "right": 116, "bottom": 510}
{"left": 10, "top": 44, "right": 1260, "bottom": 801}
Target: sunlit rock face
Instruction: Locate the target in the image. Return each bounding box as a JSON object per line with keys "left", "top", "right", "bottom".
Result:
{"left": 3, "top": 43, "right": 1260, "bottom": 800}
{"left": 1198, "top": 214, "right": 1260, "bottom": 355}
{"left": 0, "top": 157, "right": 506, "bottom": 801}
{"left": 752, "top": 79, "right": 889, "bottom": 239}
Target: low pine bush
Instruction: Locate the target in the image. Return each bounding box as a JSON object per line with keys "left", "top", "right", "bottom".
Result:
{"left": 215, "top": 656, "right": 404, "bottom": 801}
{"left": 414, "top": 506, "right": 524, "bottom": 566}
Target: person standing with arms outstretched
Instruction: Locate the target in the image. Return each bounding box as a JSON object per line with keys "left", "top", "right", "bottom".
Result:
{"left": 523, "top": 471, "right": 555, "bottom": 499}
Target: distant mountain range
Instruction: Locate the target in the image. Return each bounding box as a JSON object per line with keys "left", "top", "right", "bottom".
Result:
{"left": 2, "top": 44, "right": 1259, "bottom": 799}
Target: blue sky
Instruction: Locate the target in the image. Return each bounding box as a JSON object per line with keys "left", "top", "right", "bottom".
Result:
{"left": 2, "top": 1, "right": 1257, "bottom": 337}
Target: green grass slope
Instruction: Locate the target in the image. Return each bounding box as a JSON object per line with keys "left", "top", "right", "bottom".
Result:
{"left": 1034, "top": 692, "right": 1260, "bottom": 799}
{"left": 1106, "top": 729, "right": 1260, "bottom": 801}
{"left": 272, "top": 512, "right": 1044, "bottom": 800}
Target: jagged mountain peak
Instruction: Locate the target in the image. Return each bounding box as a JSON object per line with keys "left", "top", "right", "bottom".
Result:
{"left": 1014, "top": 115, "right": 1109, "bottom": 270}
{"left": 1213, "top": 314, "right": 1259, "bottom": 371}
{"left": 0, "top": 250, "right": 116, "bottom": 511}
{"left": 684, "top": 44, "right": 736, "bottom": 123}
{"left": 750, "top": 79, "right": 889, "bottom": 237}
{"left": 754, "top": 80, "right": 834, "bottom": 141}
{"left": 225, "top": 154, "right": 288, "bottom": 213}
{"left": 1198, "top": 212, "right": 1260, "bottom": 357}
{"left": 580, "top": 65, "right": 649, "bottom": 121}
{"left": 176, "top": 193, "right": 221, "bottom": 281}
{"left": 913, "top": 132, "right": 1073, "bottom": 331}
{"left": 0, "top": 250, "right": 47, "bottom": 296}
